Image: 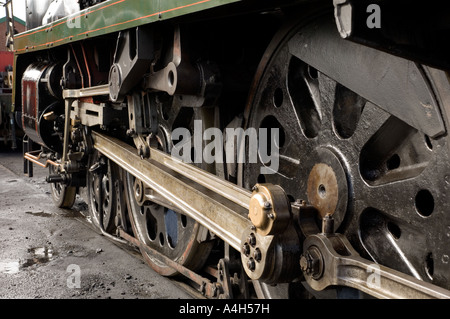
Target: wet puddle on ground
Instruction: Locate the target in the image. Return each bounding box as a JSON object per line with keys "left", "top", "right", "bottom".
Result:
{"left": 22, "top": 247, "right": 57, "bottom": 268}
{"left": 0, "top": 261, "right": 20, "bottom": 274}
{"left": 25, "top": 211, "right": 52, "bottom": 218}
{"left": 0, "top": 246, "right": 57, "bottom": 274}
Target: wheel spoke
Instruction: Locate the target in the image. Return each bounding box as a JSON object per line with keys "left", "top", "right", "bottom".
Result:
{"left": 358, "top": 115, "right": 434, "bottom": 186}
{"left": 346, "top": 101, "right": 391, "bottom": 151}
{"left": 287, "top": 54, "right": 323, "bottom": 139}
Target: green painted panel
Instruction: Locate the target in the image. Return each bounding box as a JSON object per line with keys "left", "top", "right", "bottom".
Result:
{"left": 14, "top": 0, "right": 241, "bottom": 55}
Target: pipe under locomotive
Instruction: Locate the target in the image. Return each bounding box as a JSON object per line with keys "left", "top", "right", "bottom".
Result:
{"left": 10, "top": 0, "right": 450, "bottom": 298}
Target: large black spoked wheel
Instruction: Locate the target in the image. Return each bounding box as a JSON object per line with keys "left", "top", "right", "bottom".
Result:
{"left": 244, "top": 14, "right": 450, "bottom": 298}
{"left": 49, "top": 165, "right": 76, "bottom": 209}
{"left": 87, "top": 149, "right": 117, "bottom": 233}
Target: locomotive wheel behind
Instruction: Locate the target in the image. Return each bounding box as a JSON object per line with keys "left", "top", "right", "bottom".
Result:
{"left": 124, "top": 99, "right": 215, "bottom": 277}
{"left": 87, "top": 150, "right": 118, "bottom": 233}
{"left": 49, "top": 165, "right": 76, "bottom": 209}
{"left": 125, "top": 173, "right": 214, "bottom": 276}
{"left": 244, "top": 15, "right": 450, "bottom": 298}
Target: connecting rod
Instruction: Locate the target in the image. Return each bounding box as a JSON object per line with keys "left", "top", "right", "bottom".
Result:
{"left": 92, "top": 131, "right": 252, "bottom": 251}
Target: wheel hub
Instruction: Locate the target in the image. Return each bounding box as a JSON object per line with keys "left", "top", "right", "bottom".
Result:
{"left": 306, "top": 148, "right": 348, "bottom": 231}
{"left": 307, "top": 163, "right": 338, "bottom": 216}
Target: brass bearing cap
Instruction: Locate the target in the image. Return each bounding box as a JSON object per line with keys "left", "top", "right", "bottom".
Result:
{"left": 248, "top": 183, "right": 291, "bottom": 236}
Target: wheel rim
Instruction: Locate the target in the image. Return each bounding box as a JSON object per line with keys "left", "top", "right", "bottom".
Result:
{"left": 244, "top": 15, "right": 450, "bottom": 296}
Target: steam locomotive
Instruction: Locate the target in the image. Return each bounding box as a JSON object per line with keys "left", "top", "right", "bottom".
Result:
{"left": 10, "top": 0, "right": 450, "bottom": 298}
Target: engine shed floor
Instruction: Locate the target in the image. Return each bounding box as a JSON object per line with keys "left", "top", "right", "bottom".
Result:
{"left": 0, "top": 148, "right": 192, "bottom": 299}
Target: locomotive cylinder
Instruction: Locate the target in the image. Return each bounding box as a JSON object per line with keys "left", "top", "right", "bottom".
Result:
{"left": 21, "top": 62, "right": 63, "bottom": 153}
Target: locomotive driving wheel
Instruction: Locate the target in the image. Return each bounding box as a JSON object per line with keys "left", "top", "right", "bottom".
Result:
{"left": 125, "top": 99, "right": 214, "bottom": 277}
{"left": 244, "top": 14, "right": 450, "bottom": 298}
